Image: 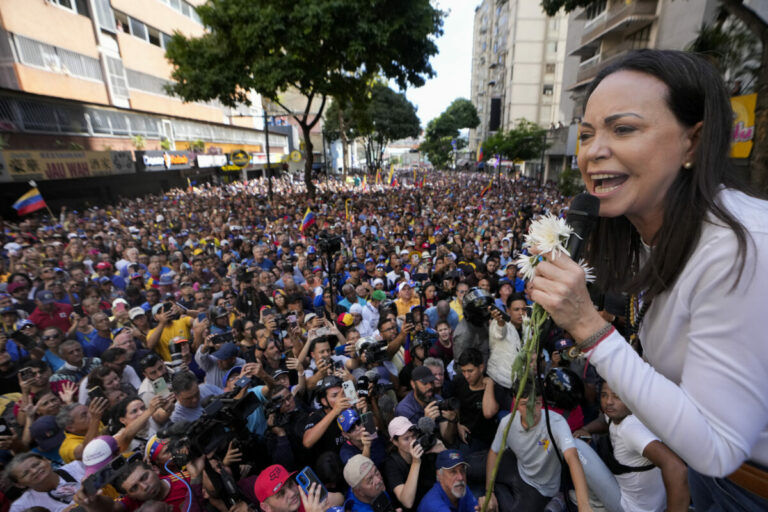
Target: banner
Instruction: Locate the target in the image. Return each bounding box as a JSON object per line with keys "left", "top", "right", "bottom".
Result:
{"left": 730, "top": 93, "right": 756, "bottom": 159}
{"left": 3, "top": 150, "right": 125, "bottom": 181}
{"left": 196, "top": 154, "right": 227, "bottom": 168}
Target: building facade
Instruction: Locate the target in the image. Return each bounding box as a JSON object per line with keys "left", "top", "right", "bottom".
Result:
{"left": 0, "top": 0, "right": 289, "bottom": 173}
{"left": 469, "top": 0, "right": 570, "bottom": 154}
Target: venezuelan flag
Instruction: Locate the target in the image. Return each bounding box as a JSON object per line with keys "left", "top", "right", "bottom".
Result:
{"left": 12, "top": 188, "right": 46, "bottom": 216}
{"left": 477, "top": 143, "right": 484, "bottom": 163}
{"left": 300, "top": 207, "right": 315, "bottom": 233}
{"left": 387, "top": 164, "right": 395, "bottom": 186}
{"left": 480, "top": 179, "right": 493, "bottom": 198}
{"left": 375, "top": 168, "right": 381, "bottom": 185}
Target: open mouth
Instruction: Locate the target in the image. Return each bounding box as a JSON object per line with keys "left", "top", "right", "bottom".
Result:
{"left": 591, "top": 173, "right": 628, "bottom": 194}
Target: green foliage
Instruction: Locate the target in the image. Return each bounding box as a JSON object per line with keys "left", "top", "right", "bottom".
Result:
{"left": 540, "top": 0, "right": 594, "bottom": 16}
{"left": 325, "top": 83, "right": 421, "bottom": 172}
{"left": 420, "top": 98, "right": 479, "bottom": 169}
{"left": 482, "top": 119, "right": 548, "bottom": 162}
{"left": 160, "top": 138, "right": 172, "bottom": 150}
{"left": 189, "top": 139, "right": 206, "bottom": 152}
{"left": 686, "top": 13, "right": 760, "bottom": 94}
{"left": 164, "top": 0, "right": 444, "bottom": 195}
{"left": 131, "top": 135, "right": 146, "bottom": 150}
{"left": 558, "top": 166, "right": 584, "bottom": 197}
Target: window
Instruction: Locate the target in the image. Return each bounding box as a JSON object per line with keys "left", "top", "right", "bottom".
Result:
{"left": 13, "top": 35, "right": 102, "bottom": 81}
{"left": 161, "top": 33, "right": 173, "bottom": 48}
{"left": 542, "top": 84, "right": 554, "bottom": 96}
{"left": 585, "top": 0, "right": 607, "bottom": 21}
{"left": 129, "top": 18, "right": 147, "bottom": 41}
{"left": 627, "top": 25, "right": 652, "bottom": 50}
{"left": 92, "top": 0, "right": 116, "bottom": 32}
{"left": 51, "top": 0, "right": 90, "bottom": 17}
{"left": 545, "top": 63, "right": 556, "bottom": 74}
{"left": 115, "top": 12, "right": 129, "bottom": 33}
{"left": 147, "top": 27, "right": 162, "bottom": 47}
{"left": 546, "top": 41, "right": 558, "bottom": 55}
{"left": 106, "top": 56, "right": 129, "bottom": 98}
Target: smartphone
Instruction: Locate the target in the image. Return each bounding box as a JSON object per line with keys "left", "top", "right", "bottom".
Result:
{"left": 341, "top": 380, "right": 358, "bottom": 405}
{"left": 360, "top": 411, "right": 376, "bottom": 435}
{"left": 151, "top": 377, "right": 171, "bottom": 397}
{"left": 0, "top": 418, "right": 11, "bottom": 436}
{"left": 405, "top": 312, "right": 413, "bottom": 325}
{"left": 334, "top": 344, "right": 347, "bottom": 356}
{"left": 18, "top": 367, "right": 36, "bottom": 382}
{"left": 295, "top": 467, "right": 328, "bottom": 503}
{"left": 371, "top": 492, "right": 396, "bottom": 512}
{"left": 197, "top": 312, "right": 207, "bottom": 322}
{"left": 287, "top": 314, "right": 297, "bottom": 327}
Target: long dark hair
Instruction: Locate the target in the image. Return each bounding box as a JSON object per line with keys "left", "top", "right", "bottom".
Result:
{"left": 584, "top": 49, "right": 753, "bottom": 300}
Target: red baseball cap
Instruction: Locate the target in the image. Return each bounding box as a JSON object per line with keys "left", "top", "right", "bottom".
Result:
{"left": 254, "top": 464, "right": 296, "bottom": 502}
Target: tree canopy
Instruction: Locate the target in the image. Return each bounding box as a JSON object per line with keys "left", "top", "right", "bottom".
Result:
{"left": 420, "top": 98, "right": 480, "bottom": 169}
{"left": 324, "top": 83, "right": 421, "bottom": 173}
{"left": 482, "top": 119, "right": 548, "bottom": 163}
{"left": 165, "top": 0, "right": 444, "bottom": 195}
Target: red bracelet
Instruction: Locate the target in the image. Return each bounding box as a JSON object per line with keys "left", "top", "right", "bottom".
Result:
{"left": 585, "top": 325, "right": 615, "bottom": 368}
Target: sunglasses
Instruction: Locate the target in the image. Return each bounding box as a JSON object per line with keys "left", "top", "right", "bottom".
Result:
{"left": 42, "top": 334, "right": 60, "bottom": 341}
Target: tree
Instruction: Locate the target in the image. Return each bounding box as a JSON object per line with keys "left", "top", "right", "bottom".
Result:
{"left": 482, "top": 119, "right": 548, "bottom": 164}
{"left": 558, "top": 166, "right": 585, "bottom": 196}
{"left": 165, "top": 0, "right": 444, "bottom": 196}
{"left": 324, "top": 83, "right": 421, "bottom": 173}
{"left": 420, "top": 98, "right": 480, "bottom": 169}
{"left": 541, "top": 0, "right": 768, "bottom": 195}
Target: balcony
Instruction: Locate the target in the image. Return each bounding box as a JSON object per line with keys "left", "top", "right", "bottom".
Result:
{"left": 570, "top": 39, "right": 650, "bottom": 90}
{"left": 571, "top": 0, "right": 657, "bottom": 56}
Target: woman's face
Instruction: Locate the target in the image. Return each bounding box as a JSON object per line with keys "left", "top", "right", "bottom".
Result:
{"left": 121, "top": 399, "right": 147, "bottom": 426}
{"left": 36, "top": 393, "right": 62, "bottom": 416}
{"left": 577, "top": 70, "right": 698, "bottom": 237}
{"left": 102, "top": 371, "right": 121, "bottom": 391}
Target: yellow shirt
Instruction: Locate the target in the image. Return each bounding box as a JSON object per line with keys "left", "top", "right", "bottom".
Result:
{"left": 450, "top": 298, "right": 464, "bottom": 321}
{"left": 395, "top": 296, "right": 421, "bottom": 317}
{"left": 60, "top": 431, "right": 85, "bottom": 463}
{"left": 149, "top": 316, "right": 193, "bottom": 361}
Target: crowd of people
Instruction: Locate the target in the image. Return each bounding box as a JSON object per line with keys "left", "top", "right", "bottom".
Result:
{"left": 0, "top": 159, "right": 735, "bottom": 512}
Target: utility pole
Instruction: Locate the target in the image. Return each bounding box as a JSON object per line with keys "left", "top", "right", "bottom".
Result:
{"left": 262, "top": 102, "right": 273, "bottom": 201}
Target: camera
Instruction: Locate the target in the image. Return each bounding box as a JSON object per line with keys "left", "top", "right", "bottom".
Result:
{"left": 237, "top": 266, "right": 255, "bottom": 283}
{"left": 264, "top": 395, "right": 290, "bottom": 428}
{"left": 414, "top": 428, "right": 437, "bottom": 452}
{"left": 317, "top": 231, "right": 342, "bottom": 254}
{"left": 83, "top": 453, "right": 140, "bottom": 495}
{"left": 273, "top": 314, "right": 289, "bottom": 332}
{"left": 435, "top": 397, "right": 459, "bottom": 412}
{"left": 412, "top": 330, "right": 437, "bottom": 351}
{"left": 211, "top": 332, "right": 235, "bottom": 345}
{"left": 167, "top": 339, "right": 188, "bottom": 372}
{"left": 362, "top": 340, "right": 388, "bottom": 364}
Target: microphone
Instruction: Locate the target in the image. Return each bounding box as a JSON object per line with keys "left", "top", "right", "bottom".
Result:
{"left": 565, "top": 193, "right": 600, "bottom": 262}
{"left": 365, "top": 369, "right": 380, "bottom": 382}
{"left": 417, "top": 416, "right": 437, "bottom": 434}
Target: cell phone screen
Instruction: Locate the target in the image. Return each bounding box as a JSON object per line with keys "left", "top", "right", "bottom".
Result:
{"left": 151, "top": 377, "right": 170, "bottom": 397}
{"left": 295, "top": 467, "right": 328, "bottom": 503}
{"left": 360, "top": 411, "right": 376, "bottom": 435}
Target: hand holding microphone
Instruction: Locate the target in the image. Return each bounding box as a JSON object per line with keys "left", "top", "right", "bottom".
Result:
{"left": 528, "top": 194, "right": 607, "bottom": 342}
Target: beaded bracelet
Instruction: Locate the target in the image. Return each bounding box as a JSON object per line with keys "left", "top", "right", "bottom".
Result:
{"left": 572, "top": 322, "right": 614, "bottom": 356}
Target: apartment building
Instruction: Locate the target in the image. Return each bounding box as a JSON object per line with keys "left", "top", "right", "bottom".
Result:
{"left": 0, "top": 0, "right": 288, "bottom": 166}
{"left": 469, "top": 0, "right": 570, "bottom": 154}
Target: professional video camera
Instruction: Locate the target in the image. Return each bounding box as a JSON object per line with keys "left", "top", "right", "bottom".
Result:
{"left": 317, "top": 230, "right": 343, "bottom": 255}
{"left": 361, "top": 339, "right": 388, "bottom": 363}
{"left": 82, "top": 453, "right": 141, "bottom": 496}
{"left": 236, "top": 265, "right": 256, "bottom": 283}
{"left": 356, "top": 371, "right": 394, "bottom": 398}
{"left": 411, "top": 330, "right": 438, "bottom": 351}
{"left": 434, "top": 397, "right": 459, "bottom": 413}
{"left": 160, "top": 375, "right": 262, "bottom": 468}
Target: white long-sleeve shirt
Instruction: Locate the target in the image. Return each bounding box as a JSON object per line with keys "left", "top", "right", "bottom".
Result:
{"left": 587, "top": 188, "right": 768, "bottom": 476}
{"left": 487, "top": 321, "right": 522, "bottom": 388}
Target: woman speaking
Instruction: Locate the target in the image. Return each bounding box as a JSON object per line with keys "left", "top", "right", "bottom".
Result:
{"left": 528, "top": 49, "right": 768, "bottom": 510}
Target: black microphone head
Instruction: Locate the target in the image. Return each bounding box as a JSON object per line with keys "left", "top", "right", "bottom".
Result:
{"left": 565, "top": 193, "right": 600, "bottom": 261}
{"left": 566, "top": 193, "right": 600, "bottom": 223}
{"left": 417, "top": 415, "right": 436, "bottom": 433}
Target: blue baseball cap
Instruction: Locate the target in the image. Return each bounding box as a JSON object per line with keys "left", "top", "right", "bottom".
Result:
{"left": 211, "top": 342, "right": 238, "bottom": 360}
{"left": 222, "top": 365, "right": 243, "bottom": 387}
{"left": 436, "top": 450, "right": 468, "bottom": 470}
{"left": 336, "top": 408, "right": 360, "bottom": 432}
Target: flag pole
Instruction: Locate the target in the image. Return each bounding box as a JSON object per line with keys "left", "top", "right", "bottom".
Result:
{"left": 29, "top": 180, "right": 56, "bottom": 220}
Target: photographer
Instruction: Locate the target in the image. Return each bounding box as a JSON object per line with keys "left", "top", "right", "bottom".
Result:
{"left": 383, "top": 416, "right": 446, "bottom": 511}
{"left": 146, "top": 302, "right": 193, "bottom": 362}
{"left": 195, "top": 338, "right": 245, "bottom": 388}
{"left": 394, "top": 366, "right": 457, "bottom": 445}
{"left": 398, "top": 325, "right": 436, "bottom": 395}
{"left": 303, "top": 334, "right": 352, "bottom": 390}
{"left": 337, "top": 408, "right": 386, "bottom": 466}
{"left": 265, "top": 384, "right": 309, "bottom": 470}
{"left": 300, "top": 375, "right": 352, "bottom": 456}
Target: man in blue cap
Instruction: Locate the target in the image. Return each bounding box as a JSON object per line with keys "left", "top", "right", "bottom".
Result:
{"left": 418, "top": 449, "right": 492, "bottom": 512}
{"left": 195, "top": 340, "right": 245, "bottom": 388}
{"left": 337, "top": 408, "right": 386, "bottom": 466}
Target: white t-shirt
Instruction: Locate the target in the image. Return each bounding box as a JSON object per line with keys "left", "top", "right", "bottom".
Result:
{"left": 610, "top": 415, "right": 666, "bottom": 512}
{"left": 491, "top": 410, "right": 575, "bottom": 497}
{"left": 10, "top": 461, "right": 85, "bottom": 512}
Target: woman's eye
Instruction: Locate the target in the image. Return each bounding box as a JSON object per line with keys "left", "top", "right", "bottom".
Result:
{"left": 578, "top": 132, "right": 593, "bottom": 142}
{"left": 615, "top": 125, "right": 636, "bottom": 135}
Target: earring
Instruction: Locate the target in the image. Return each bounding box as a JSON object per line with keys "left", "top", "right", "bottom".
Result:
{"left": 683, "top": 162, "right": 693, "bottom": 169}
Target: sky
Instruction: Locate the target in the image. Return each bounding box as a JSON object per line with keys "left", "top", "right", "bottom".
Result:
{"left": 405, "top": 0, "right": 476, "bottom": 130}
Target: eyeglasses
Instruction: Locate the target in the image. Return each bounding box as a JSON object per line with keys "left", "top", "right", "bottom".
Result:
{"left": 42, "top": 335, "right": 60, "bottom": 341}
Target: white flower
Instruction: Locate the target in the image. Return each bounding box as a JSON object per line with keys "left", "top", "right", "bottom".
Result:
{"left": 579, "top": 259, "right": 596, "bottom": 283}
{"left": 525, "top": 214, "right": 573, "bottom": 259}
{"left": 515, "top": 253, "right": 538, "bottom": 281}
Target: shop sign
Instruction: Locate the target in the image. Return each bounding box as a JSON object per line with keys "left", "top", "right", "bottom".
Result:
{"left": 730, "top": 93, "right": 756, "bottom": 159}
{"left": 140, "top": 151, "right": 194, "bottom": 171}
{"left": 197, "top": 154, "right": 227, "bottom": 168}
{"left": 2, "top": 150, "right": 115, "bottom": 181}
{"left": 231, "top": 150, "right": 250, "bottom": 167}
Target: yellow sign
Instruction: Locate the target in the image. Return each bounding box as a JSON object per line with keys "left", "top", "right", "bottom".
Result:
{"left": 231, "top": 150, "right": 250, "bottom": 167}
{"left": 730, "top": 93, "right": 756, "bottom": 159}
{"left": 3, "top": 150, "right": 114, "bottom": 181}
{"left": 290, "top": 150, "right": 302, "bottom": 162}
{"left": 222, "top": 165, "right": 242, "bottom": 172}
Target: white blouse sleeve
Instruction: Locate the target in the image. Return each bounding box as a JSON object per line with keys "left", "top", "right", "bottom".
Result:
{"left": 587, "top": 227, "right": 768, "bottom": 476}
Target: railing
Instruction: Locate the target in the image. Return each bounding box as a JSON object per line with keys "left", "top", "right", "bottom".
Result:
{"left": 580, "top": 0, "right": 657, "bottom": 45}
